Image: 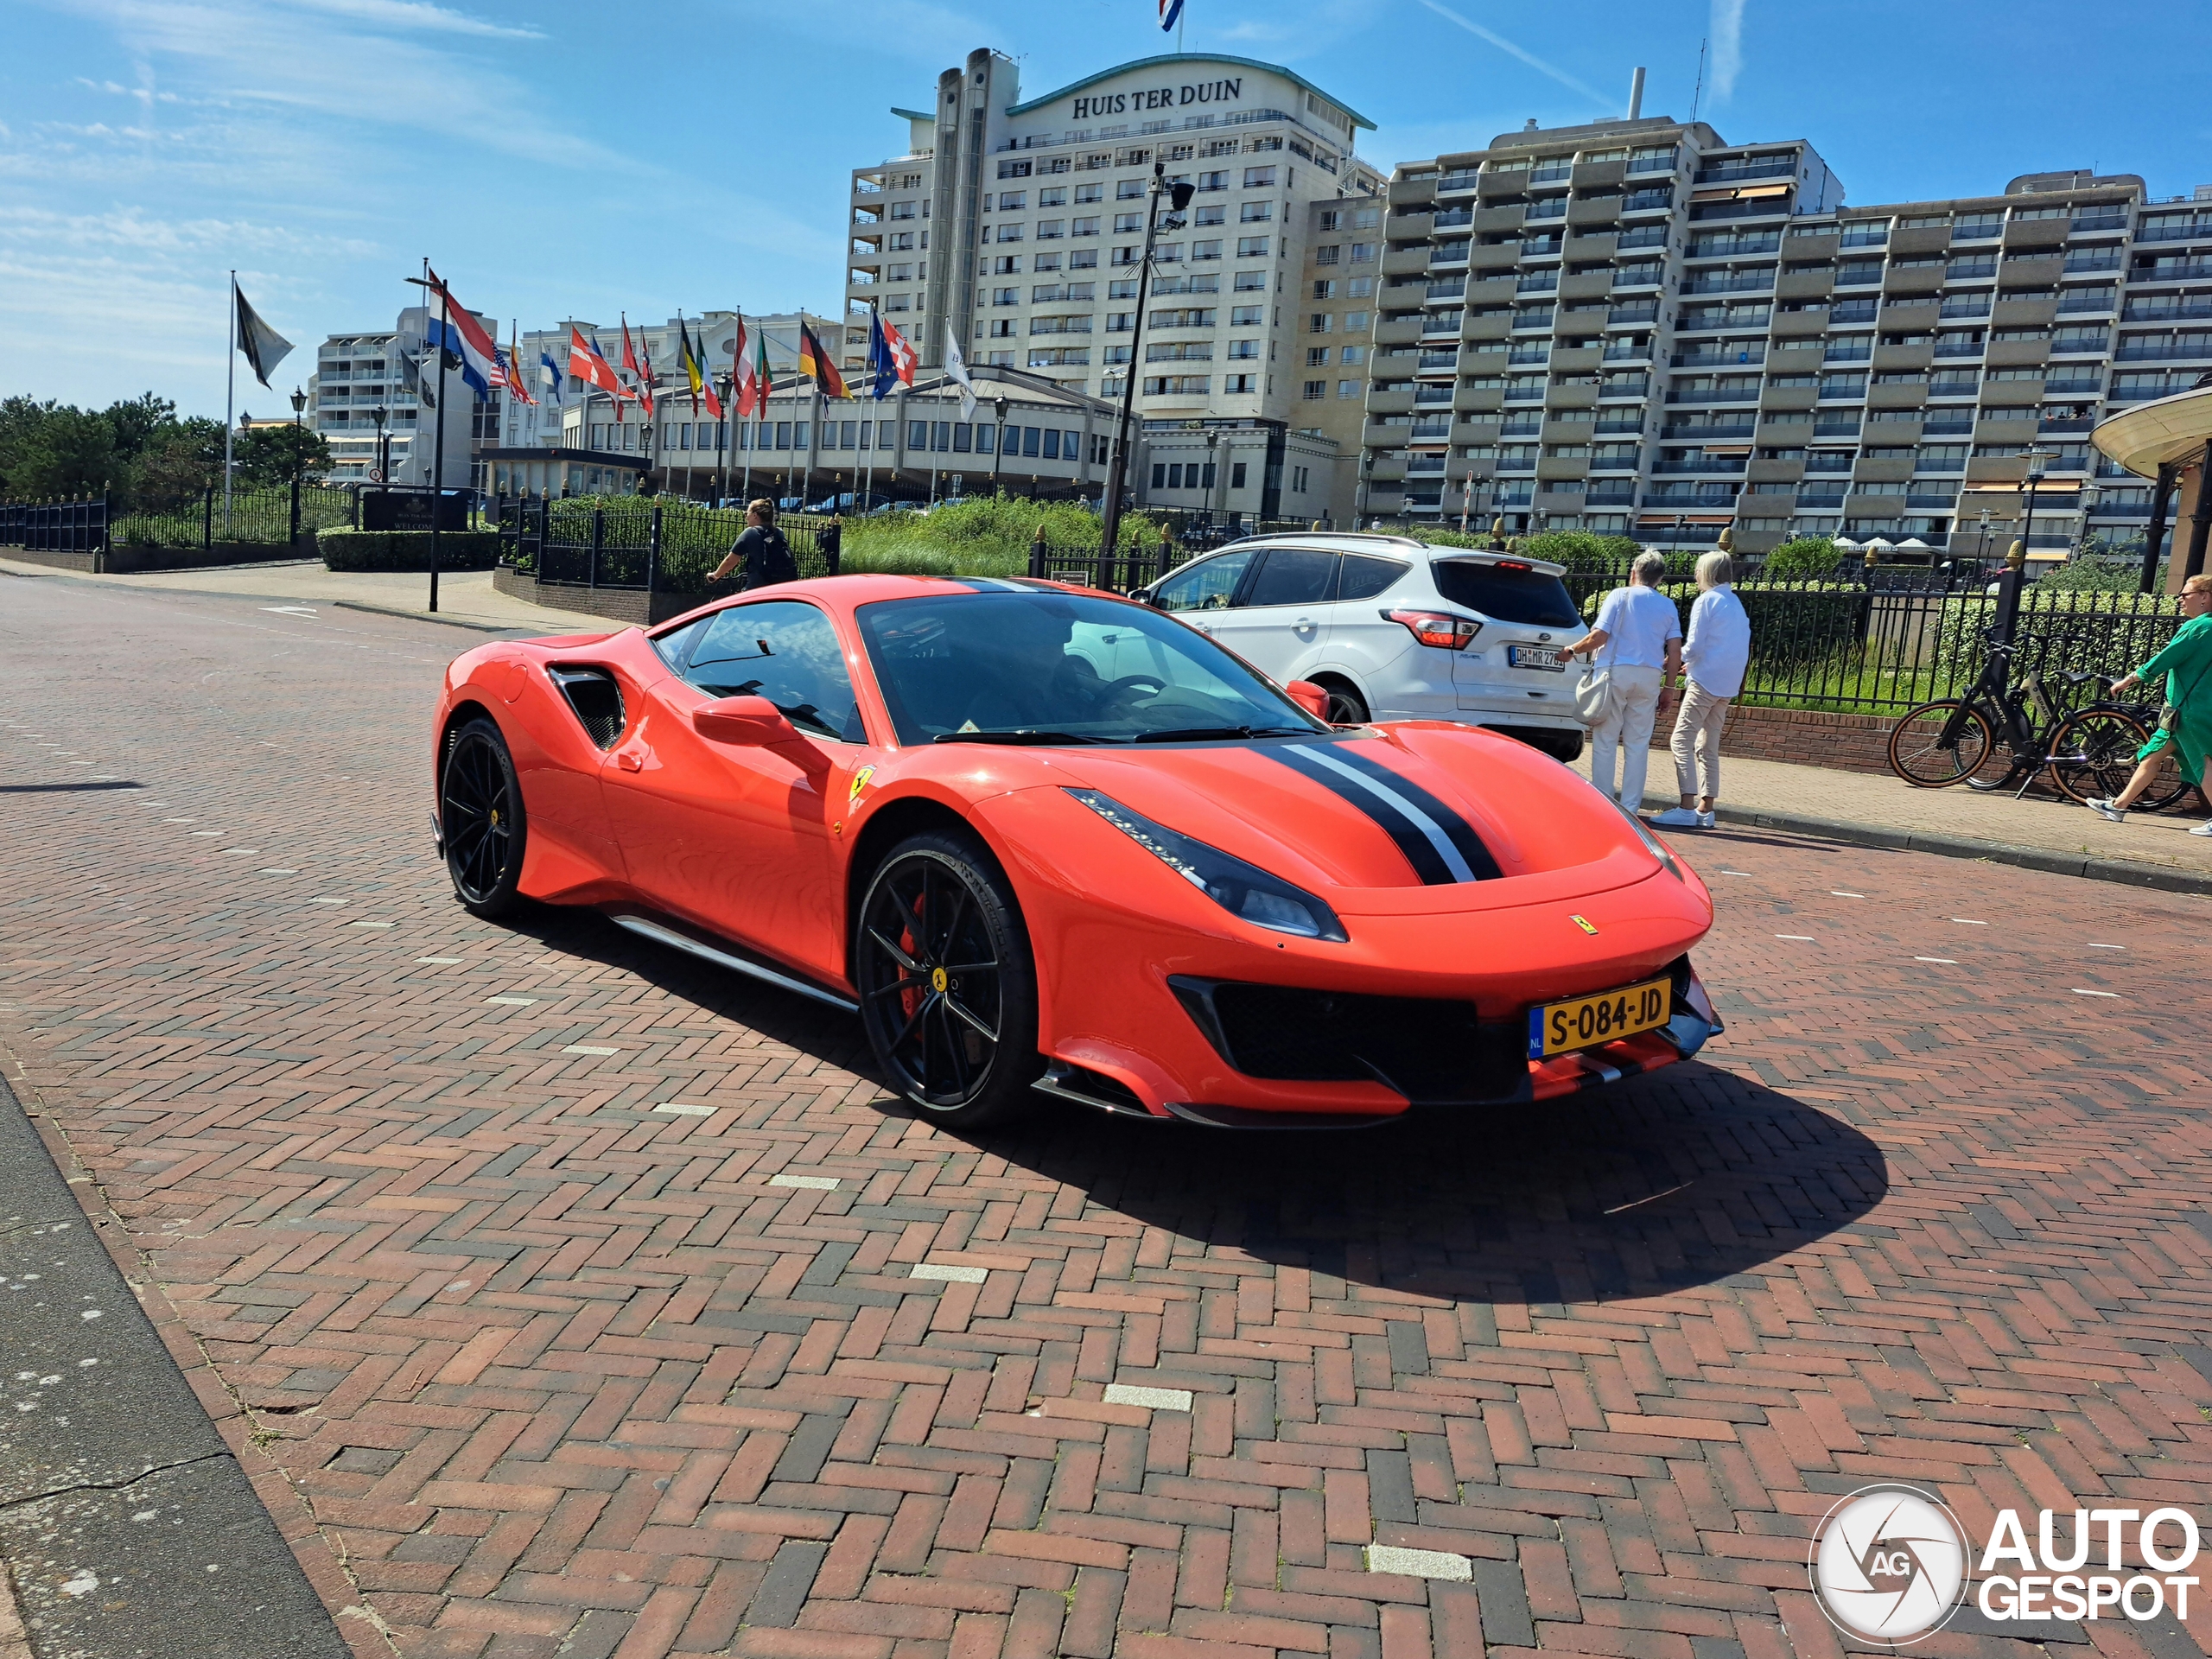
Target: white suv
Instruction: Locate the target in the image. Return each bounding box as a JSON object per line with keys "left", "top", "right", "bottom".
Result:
{"left": 1136, "top": 532, "right": 1586, "bottom": 760}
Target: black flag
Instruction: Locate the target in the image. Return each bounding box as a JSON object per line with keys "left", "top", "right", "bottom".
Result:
{"left": 232, "top": 278, "right": 293, "bottom": 389}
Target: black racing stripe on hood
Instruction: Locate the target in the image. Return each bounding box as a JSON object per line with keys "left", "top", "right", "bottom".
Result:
{"left": 1324, "top": 746, "right": 1503, "bottom": 881}
{"left": 1266, "top": 746, "right": 1457, "bottom": 886}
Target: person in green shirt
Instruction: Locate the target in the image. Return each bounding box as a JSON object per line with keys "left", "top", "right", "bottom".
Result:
{"left": 2087, "top": 572, "right": 2212, "bottom": 830}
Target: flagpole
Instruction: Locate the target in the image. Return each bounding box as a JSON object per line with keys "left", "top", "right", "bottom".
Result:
{"left": 225, "top": 270, "right": 236, "bottom": 534}
{"left": 427, "top": 257, "right": 447, "bottom": 613}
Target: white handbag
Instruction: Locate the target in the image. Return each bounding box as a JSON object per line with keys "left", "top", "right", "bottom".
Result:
{"left": 1573, "top": 631, "right": 1617, "bottom": 728}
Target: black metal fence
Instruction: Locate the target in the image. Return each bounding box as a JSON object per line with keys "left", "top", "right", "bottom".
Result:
{"left": 0, "top": 498, "right": 106, "bottom": 553}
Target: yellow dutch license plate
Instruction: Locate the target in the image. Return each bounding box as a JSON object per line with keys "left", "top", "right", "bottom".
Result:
{"left": 1527, "top": 977, "right": 1672, "bottom": 1058}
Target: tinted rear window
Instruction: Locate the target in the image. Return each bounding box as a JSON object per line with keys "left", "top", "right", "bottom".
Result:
{"left": 1430, "top": 561, "right": 1580, "bottom": 626}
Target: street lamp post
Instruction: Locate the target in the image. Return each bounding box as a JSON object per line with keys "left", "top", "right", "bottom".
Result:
{"left": 1098, "top": 162, "right": 1195, "bottom": 560}
{"left": 1204, "top": 430, "right": 1221, "bottom": 537}
{"left": 288, "top": 385, "right": 307, "bottom": 546}
{"left": 989, "top": 394, "right": 1009, "bottom": 497}
{"left": 1993, "top": 450, "right": 2051, "bottom": 646}
{"left": 714, "top": 373, "right": 734, "bottom": 505}
{"left": 369, "top": 404, "right": 389, "bottom": 484}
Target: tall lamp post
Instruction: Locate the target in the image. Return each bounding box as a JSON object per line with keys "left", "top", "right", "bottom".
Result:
{"left": 370, "top": 404, "right": 389, "bottom": 484}
{"left": 989, "top": 394, "right": 1009, "bottom": 497}
{"left": 288, "top": 386, "right": 308, "bottom": 545}
{"left": 713, "top": 373, "right": 734, "bottom": 505}
{"left": 1993, "top": 448, "right": 2051, "bottom": 646}
{"left": 1098, "top": 162, "right": 1196, "bottom": 559}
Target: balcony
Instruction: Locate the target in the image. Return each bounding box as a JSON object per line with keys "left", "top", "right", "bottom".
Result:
{"left": 1905, "top": 493, "right": 1959, "bottom": 510}
{"left": 1436, "top": 169, "right": 1479, "bottom": 194}
{"left": 2057, "top": 289, "right": 2119, "bottom": 314}
{"left": 1939, "top": 298, "right": 1993, "bottom": 319}
{"left": 1421, "top": 315, "right": 1465, "bottom": 339}
{"left": 1823, "top": 345, "right": 1872, "bottom": 363}
{"left": 1507, "top": 346, "right": 1550, "bottom": 365}
{"left": 2136, "top": 220, "right": 2212, "bottom": 244}
{"left": 1413, "top": 386, "right": 1454, "bottom": 405}
{"left": 1503, "top": 385, "right": 1547, "bottom": 403}
{"left": 1617, "top": 226, "right": 1669, "bottom": 251}
{"left": 1584, "top": 489, "right": 1637, "bottom": 506}
{"left": 1516, "top": 274, "right": 1560, "bottom": 295}
{"left": 1651, "top": 457, "right": 1749, "bottom": 474}
{"left": 1933, "top": 340, "right": 1984, "bottom": 358}
{"left": 1662, "top": 422, "right": 1755, "bottom": 440}
{"left": 1499, "top": 416, "right": 1542, "bottom": 435}
{"left": 2133, "top": 260, "right": 2212, "bottom": 281}
{"left": 1681, "top": 272, "right": 1777, "bottom": 296}
{"left": 2037, "top": 416, "right": 2095, "bottom": 433}
{"left": 1922, "top": 416, "right": 1974, "bottom": 435}
{"left": 1664, "top": 388, "right": 1762, "bottom": 405}
{"left": 1417, "top": 351, "right": 1459, "bottom": 371}
{"left": 2043, "top": 377, "right": 2102, "bottom": 395}
{"left": 1945, "top": 260, "right": 1999, "bottom": 281}
{"left": 1432, "top": 208, "right": 1473, "bottom": 230}
{"left": 1688, "top": 232, "right": 1782, "bottom": 259}
{"left": 1426, "top": 280, "right": 1466, "bottom": 301}
{"left": 1830, "top": 301, "right": 1878, "bottom": 324}
{"left": 1835, "top": 267, "right": 1885, "bottom": 287}
{"left": 2069, "top": 213, "right": 2129, "bottom": 233}
{"left": 1408, "top": 419, "right": 1452, "bottom": 438}
{"left": 1520, "top": 237, "right": 1565, "bottom": 258}
{"left": 1510, "top": 309, "right": 1554, "bottom": 332}
{"left": 2064, "top": 252, "right": 2124, "bottom": 275}
{"left": 1671, "top": 348, "right": 1766, "bottom": 368}
{"left": 1405, "top": 456, "right": 1447, "bottom": 474}
{"left": 2113, "top": 344, "right": 2212, "bottom": 361}
{"left": 1694, "top": 158, "right": 1796, "bottom": 186}
{"left": 1812, "top": 420, "right": 1862, "bottom": 437}
{"left": 1623, "top": 190, "right": 1674, "bottom": 213}
{"left": 1594, "top": 417, "right": 1643, "bottom": 435}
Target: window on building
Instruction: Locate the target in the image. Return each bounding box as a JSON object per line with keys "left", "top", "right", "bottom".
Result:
{"left": 1237, "top": 236, "right": 1269, "bottom": 257}
{"left": 1117, "top": 178, "right": 1147, "bottom": 199}
{"left": 1240, "top": 201, "right": 1274, "bottom": 222}
{"left": 1303, "top": 379, "right": 1325, "bottom": 399}
{"left": 1244, "top": 166, "right": 1278, "bottom": 188}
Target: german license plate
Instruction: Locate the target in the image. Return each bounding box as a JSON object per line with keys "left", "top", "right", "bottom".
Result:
{"left": 1527, "top": 977, "right": 1672, "bottom": 1058}
{"left": 1508, "top": 644, "right": 1566, "bottom": 671}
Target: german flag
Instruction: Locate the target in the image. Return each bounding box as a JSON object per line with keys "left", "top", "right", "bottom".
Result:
{"left": 797, "top": 318, "right": 849, "bottom": 399}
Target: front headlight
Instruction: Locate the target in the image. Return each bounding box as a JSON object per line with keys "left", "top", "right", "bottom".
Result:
{"left": 1612, "top": 798, "right": 1685, "bottom": 881}
{"left": 1065, "top": 788, "right": 1348, "bottom": 942}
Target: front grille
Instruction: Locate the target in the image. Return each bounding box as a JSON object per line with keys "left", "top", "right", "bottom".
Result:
{"left": 549, "top": 666, "right": 624, "bottom": 748}
{"left": 1169, "top": 977, "right": 1529, "bottom": 1104}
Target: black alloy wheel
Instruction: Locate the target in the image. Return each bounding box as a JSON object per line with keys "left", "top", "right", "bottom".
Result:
{"left": 1320, "top": 680, "right": 1370, "bottom": 725}
{"left": 442, "top": 716, "right": 526, "bottom": 918}
{"left": 855, "top": 831, "right": 1041, "bottom": 1127}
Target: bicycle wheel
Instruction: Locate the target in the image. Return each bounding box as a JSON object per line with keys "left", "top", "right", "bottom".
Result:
{"left": 1888, "top": 700, "right": 1997, "bottom": 788}
{"left": 2136, "top": 744, "right": 2202, "bottom": 814}
{"left": 2047, "top": 708, "right": 2150, "bottom": 806}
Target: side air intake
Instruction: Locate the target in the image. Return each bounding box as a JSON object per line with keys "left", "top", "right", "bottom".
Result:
{"left": 549, "top": 666, "right": 624, "bottom": 748}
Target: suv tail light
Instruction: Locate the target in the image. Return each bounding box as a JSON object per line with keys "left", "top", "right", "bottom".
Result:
{"left": 1381, "top": 608, "right": 1482, "bottom": 650}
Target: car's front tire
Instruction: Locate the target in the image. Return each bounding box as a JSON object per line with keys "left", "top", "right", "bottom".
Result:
{"left": 855, "top": 830, "right": 1042, "bottom": 1128}
{"left": 441, "top": 716, "right": 527, "bottom": 918}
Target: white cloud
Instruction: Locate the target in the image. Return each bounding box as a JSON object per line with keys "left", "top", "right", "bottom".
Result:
{"left": 1414, "top": 0, "right": 1611, "bottom": 110}
{"left": 293, "top": 0, "right": 543, "bottom": 39}
{"left": 1710, "top": 0, "right": 1746, "bottom": 102}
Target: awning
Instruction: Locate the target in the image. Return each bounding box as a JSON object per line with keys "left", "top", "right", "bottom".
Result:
{"left": 2091, "top": 383, "right": 2212, "bottom": 479}
{"left": 1691, "top": 184, "right": 1791, "bottom": 202}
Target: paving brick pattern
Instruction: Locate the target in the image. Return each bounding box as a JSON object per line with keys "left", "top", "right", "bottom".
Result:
{"left": 3, "top": 575, "right": 2212, "bottom": 1659}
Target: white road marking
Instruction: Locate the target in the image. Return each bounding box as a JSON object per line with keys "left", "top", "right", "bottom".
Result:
{"left": 308, "top": 897, "right": 346, "bottom": 905}
{"left": 1777, "top": 934, "right": 1815, "bottom": 941}
{"left": 1365, "top": 1545, "right": 1472, "bottom": 1581}
{"left": 768, "top": 1173, "right": 840, "bottom": 1191}
{"left": 415, "top": 957, "right": 461, "bottom": 964}
{"left": 1103, "top": 1383, "right": 1193, "bottom": 1411}
{"left": 653, "top": 1102, "right": 716, "bottom": 1116}
{"left": 562, "top": 1045, "right": 619, "bottom": 1055}
{"left": 1913, "top": 957, "right": 1958, "bottom": 964}
{"left": 162, "top": 817, "right": 195, "bottom": 823}
{"left": 911, "top": 1263, "right": 988, "bottom": 1284}
{"left": 2087, "top": 943, "right": 2125, "bottom": 950}
{"left": 1830, "top": 891, "right": 1866, "bottom": 898}
{"left": 189, "top": 830, "right": 221, "bottom": 837}
{"left": 485, "top": 995, "right": 537, "bottom": 1006}
{"left": 347, "top": 920, "right": 393, "bottom": 929}
{"left": 259, "top": 868, "right": 297, "bottom": 874}
{"left": 2072, "top": 988, "right": 2121, "bottom": 998}
{"left": 1719, "top": 869, "right": 1754, "bottom": 876}
{"left": 1951, "top": 918, "right": 1988, "bottom": 925}
{"left": 1602, "top": 1180, "right": 1691, "bottom": 1216}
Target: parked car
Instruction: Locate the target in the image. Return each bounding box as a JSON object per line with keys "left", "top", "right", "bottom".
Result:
{"left": 1133, "top": 533, "right": 1587, "bottom": 760}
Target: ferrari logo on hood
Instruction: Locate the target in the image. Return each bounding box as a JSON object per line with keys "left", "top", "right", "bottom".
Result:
{"left": 848, "top": 766, "right": 876, "bottom": 804}
{"left": 1570, "top": 914, "right": 1598, "bottom": 934}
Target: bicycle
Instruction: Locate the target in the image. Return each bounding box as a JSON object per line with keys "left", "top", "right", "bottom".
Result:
{"left": 1888, "top": 630, "right": 2200, "bottom": 810}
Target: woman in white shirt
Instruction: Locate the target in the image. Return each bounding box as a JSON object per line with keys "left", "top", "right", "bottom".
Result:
{"left": 1651, "top": 550, "right": 1752, "bottom": 830}
{"left": 1563, "top": 550, "right": 1681, "bottom": 810}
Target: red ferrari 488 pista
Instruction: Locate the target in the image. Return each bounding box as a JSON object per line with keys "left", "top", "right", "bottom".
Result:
{"left": 430, "top": 573, "right": 1720, "bottom": 1127}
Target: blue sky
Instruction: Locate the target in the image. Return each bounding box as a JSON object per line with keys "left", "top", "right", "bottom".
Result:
{"left": 6, "top": 0, "right": 2211, "bottom": 418}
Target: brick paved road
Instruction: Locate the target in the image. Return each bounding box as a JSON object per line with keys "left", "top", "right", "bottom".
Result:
{"left": 4, "top": 570, "right": 2212, "bottom": 1659}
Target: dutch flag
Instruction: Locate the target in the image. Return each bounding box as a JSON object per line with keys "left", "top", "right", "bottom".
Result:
{"left": 1160, "top": 0, "right": 1182, "bottom": 30}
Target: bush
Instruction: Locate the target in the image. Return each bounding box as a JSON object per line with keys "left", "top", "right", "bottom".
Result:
{"left": 319, "top": 528, "right": 499, "bottom": 572}
{"left": 2036, "top": 556, "right": 2152, "bottom": 594}
{"left": 1760, "top": 535, "right": 1843, "bottom": 580}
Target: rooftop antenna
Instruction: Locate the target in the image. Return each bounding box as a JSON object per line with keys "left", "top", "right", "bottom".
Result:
{"left": 1690, "top": 37, "right": 1707, "bottom": 123}
{"left": 1628, "top": 66, "right": 1645, "bottom": 120}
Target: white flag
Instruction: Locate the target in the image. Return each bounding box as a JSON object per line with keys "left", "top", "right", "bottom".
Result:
{"left": 944, "top": 319, "right": 976, "bottom": 422}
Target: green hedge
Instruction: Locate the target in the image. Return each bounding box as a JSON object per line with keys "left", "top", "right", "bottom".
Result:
{"left": 318, "top": 528, "right": 500, "bottom": 572}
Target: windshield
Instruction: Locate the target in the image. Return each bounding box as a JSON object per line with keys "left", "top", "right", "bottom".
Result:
{"left": 857, "top": 592, "right": 1327, "bottom": 745}
{"left": 1430, "top": 559, "right": 1581, "bottom": 626}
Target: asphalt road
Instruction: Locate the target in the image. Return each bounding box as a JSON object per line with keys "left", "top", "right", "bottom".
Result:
{"left": 3, "top": 565, "right": 2211, "bottom": 1659}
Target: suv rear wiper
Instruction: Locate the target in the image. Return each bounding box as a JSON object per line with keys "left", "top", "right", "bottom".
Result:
{"left": 933, "top": 729, "right": 1105, "bottom": 745}
{"left": 1131, "top": 725, "right": 1310, "bottom": 742}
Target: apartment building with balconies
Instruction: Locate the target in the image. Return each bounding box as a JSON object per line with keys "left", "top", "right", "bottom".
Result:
{"left": 849, "top": 48, "right": 1384, "bottom": 515}
{"left": 1364, "top": 116, "right": 2208, "bottom": 560}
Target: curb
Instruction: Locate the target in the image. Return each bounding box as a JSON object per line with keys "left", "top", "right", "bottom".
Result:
{"left": 326, "top": 598, "right": 535, "bottom": 633}
{"left": 1678, "top": 800, "right": 2212, "bottom": 898}
{"left": 0, "top": 1075, "right": 349, "bottom": 1658}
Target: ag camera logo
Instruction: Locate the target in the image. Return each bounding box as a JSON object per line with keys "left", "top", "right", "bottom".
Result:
{"left": 1808, "top": 1485, "right": 1968, "bottom": 1643}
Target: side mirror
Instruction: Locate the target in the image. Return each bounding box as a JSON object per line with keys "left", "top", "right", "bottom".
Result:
{"left": 693, "top": 695, "right": 798, "bottom": 747}
{"left": 1285, "top": 680, "right": 1332, "bottom": 721}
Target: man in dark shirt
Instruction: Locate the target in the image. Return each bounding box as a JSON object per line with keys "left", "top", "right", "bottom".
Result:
{"left": 710, "top": 499, "right": 797, "bottom": 589}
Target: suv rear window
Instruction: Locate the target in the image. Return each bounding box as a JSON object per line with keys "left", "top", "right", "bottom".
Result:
{"left": 1430, "top": 560, "right": 1580, "bottom": 626}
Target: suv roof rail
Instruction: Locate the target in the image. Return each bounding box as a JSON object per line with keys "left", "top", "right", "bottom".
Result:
{"left": 1230, "top": 531, "right": 1428, "bottom": 549}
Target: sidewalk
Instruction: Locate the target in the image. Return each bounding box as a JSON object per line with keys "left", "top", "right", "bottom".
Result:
{"left": 1579, "top": 743, "right": 2212, "bottom": 887}
{"left": 0, "top": 553, "right": 610, "bottom": 634}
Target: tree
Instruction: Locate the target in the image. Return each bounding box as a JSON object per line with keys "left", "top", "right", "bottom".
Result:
{"left": 130, "top": 418, "right": 227, "bottom": 511}
{"left": 0, "top": 403, "right": 118, "bottom": 500}
{"left": 103, "top": 393, "right": 175, "bottom": 464}
{"left": 234, "top": 423, "right": 332, "bottom": 488}
{"left": 1761, "top": 535, "right": 1843, "bottom": 580}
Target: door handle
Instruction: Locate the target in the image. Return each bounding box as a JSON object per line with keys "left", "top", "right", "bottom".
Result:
{"left": 615, "top": 745, "right": 646, "bottom": 772}
{"left": 1294, "top": 616, "right": 1313, "bottom": 629}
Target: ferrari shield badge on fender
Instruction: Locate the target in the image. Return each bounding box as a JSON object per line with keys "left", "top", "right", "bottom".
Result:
{"left": 848, "top": 765, "right": 875, "bottom": 805}
{"left": 1570, "top": 914, "right": 1598, "bottom": 934}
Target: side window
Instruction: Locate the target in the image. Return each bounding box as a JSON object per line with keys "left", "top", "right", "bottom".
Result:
{"left": 1152, "top": 547, "right": 1255, "bottom": 612}
{"left": 650, "top": 617, "right": 709, "bottom": 674}
{"left": 1243, "top": 549, "right": 1338, "bottom": 607}
{"left": 1336, "top": 555, "right": 1410, "bottom": 602}
{"left": 681, "top": 601, "right": 866, "bottom": 742}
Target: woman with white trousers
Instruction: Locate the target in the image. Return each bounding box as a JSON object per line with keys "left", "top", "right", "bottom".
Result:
{"left": 1652, "top": 550, "right": 1752, "bottom": 830}
{"left": 1563, "top": 550, "right": 1681, "bottom": 810}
